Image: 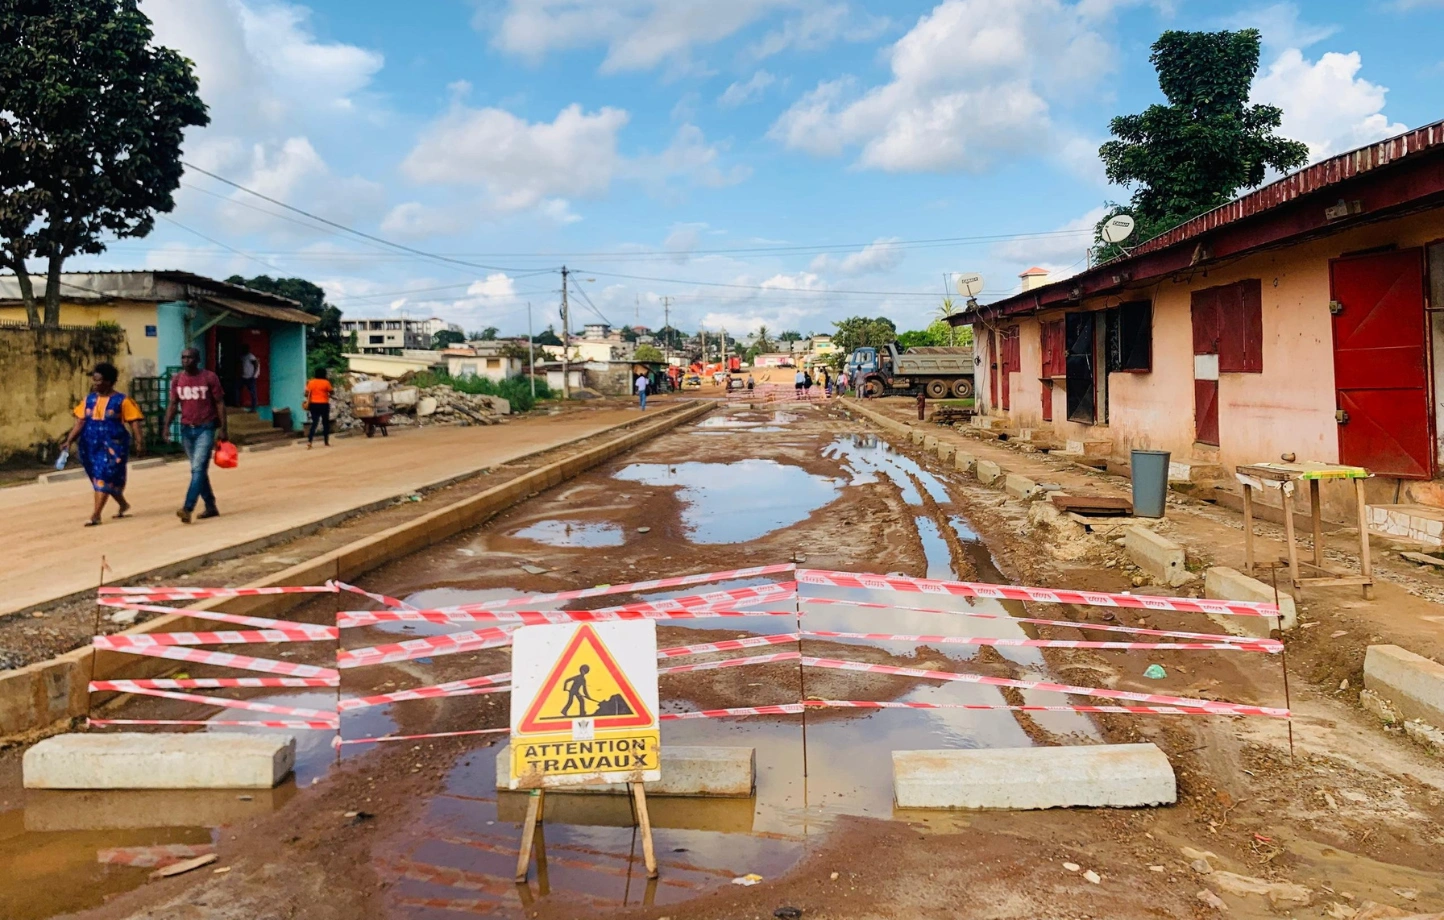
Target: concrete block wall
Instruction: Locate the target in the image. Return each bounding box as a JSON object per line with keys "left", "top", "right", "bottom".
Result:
{"left": 1364, "top": 645, "right": 1444, "bottom": 728}
{"left": 1367, "top": 504, "right": 1444, "bottom": 546}
{"left": 1125, "top": 526, "right": 1191, "bottom": 587}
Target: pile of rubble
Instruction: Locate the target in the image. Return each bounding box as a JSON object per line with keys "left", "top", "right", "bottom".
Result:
{"left": 334, "top": 378, "right": 507, "bottom": 431}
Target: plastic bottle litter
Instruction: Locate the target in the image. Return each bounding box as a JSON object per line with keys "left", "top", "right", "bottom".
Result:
{"left": 732, "top": 874, "right": 764, "bottom": 886}
{"left": 1143, "top": 664, "right": 1167, "bottom": 679}
{"left": 54, "top": 448, "right": 69, "bottom": 470}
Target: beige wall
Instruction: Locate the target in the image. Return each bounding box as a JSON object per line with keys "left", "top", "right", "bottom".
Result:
{"left": 0, "top": 325, "right": 128, "bottom": 462}
{"left": 0, "top": 301, "right": 159, "bottom": 389}
{"left": 990, "top": 208, "right": 1444, "bottom": 519}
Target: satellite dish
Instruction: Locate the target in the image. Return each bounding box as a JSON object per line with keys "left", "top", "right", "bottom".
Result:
{"left": 954, "top": 272, "right": 984, "bottom": 297}
{"left": 1101, "top": 214, "right": 1136, "bottom": 244}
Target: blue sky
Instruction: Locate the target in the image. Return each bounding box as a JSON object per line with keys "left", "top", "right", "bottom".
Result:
{"left": 78, "top": 0, "right": 1444, "bottom": 337}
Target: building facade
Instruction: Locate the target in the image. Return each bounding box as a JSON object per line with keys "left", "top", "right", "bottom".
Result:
{"left": 952, "top": 120, "right": 1444, "bottom": 529}
{"left": 340, "top": 317, "right": 431, "bottom": 354}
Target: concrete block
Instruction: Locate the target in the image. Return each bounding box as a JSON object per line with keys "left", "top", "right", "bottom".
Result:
{"left": 975, "top": 459, "right": 1002, "bottom": 485}
{"left": 23, "top": 733, "right": 296, "bottom": 789}
{"left": 1364, "top": 645, "right": 1444, "bottom": 728}
{"left": 910, "top": 430, "right": 926, "bottom": 445}
{"left": 495, "top": 744, "right": 754, "bottom": 797}
{"left": 955, "top": 450, "right": 977, "bottom": 474}
{"left": 936, "top": 443, "right": 956, "bottom": 463}
{"left": 972, "top": 416, "right": 1008, "bottom": 431}
{"left": 923, "top": 435, "right": 939, "bottom": 451}
{"left": 892, "top": 743, "right": 1175, "bottom": 810}
{"left": 1168, "top": 460, "right": 1226, "bottom": 483}
{"left": 1065, "top": 439, "right": 1113, "bottom": 458}
{"left": 1125, "top": 525, "right": 1189, "bottom": 587}
{"left": 1203, "top": 567, "right": 1293, "bottom": 635}
{"left": 1004, "top": 473, "right": 1040, "bottom": 500}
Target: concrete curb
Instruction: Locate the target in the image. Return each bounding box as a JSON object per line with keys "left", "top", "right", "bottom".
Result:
{"left": 0, "top": 401, "right": 712, "bottom": 741}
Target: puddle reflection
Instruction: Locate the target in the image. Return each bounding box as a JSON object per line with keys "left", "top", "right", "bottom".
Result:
{"left": 614, "top": 461, "right": 839, "bottom": 543}
{"left": 512, "top": 520, "right": 625, "bottom": 548}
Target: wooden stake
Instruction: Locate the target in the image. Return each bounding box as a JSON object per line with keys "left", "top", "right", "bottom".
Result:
{"left": 1310, "top": 479, "right": 1324, "bottom": 569}
{"left": 1281, "top": 483, "right": 1301, "bottom": 591}
{"left": 1242, "top": 484, "right": 1255, "bottom": 574}
{"left": 515, "top": 789, "right": 545, "bottom": 882}
{"left": 1355, "top": 477, "right": 1374, "bottom": 600}
{"left": 631, "top": 782, "right": 658, "bottom": 879}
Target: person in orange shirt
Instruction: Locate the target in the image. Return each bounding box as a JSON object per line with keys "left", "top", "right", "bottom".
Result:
{"left": 60, "top": 363, "right": 145, "bottom": 526}
{"left": 303, "top": 367, "right": 334, "bottom": 448}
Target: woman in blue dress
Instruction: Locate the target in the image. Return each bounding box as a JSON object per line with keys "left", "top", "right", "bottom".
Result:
{"left": 60, "top": 363, "right": 145, "bottom": 526}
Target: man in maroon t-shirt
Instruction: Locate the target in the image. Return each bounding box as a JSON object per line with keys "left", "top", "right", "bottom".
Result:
{"left": 163, "top": 348, "right": 229, "bottom": 523}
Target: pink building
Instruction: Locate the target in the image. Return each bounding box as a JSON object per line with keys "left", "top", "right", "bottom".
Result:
{"left": 951, "top": 119, "right": 1444, "bottom": 532}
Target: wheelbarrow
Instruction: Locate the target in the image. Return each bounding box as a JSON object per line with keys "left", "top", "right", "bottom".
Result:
{"left": 360, "top": 412, "right": 392, "bottom": 437}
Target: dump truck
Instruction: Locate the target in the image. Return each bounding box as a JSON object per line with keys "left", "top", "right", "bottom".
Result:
{"left": 848, "top": 343, "right": 975, "bottom": 399}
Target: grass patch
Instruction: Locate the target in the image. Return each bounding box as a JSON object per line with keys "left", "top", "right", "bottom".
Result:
{"left": 410, "top": 371, "right": 553, "bottom": 412}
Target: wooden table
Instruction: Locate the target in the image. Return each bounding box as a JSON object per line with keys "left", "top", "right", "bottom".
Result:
{"left": 1237, "top": 462, "right": 1373, "bottom": 599}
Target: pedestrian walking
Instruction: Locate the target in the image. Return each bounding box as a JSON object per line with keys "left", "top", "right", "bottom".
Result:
{"left": 837, "top": 370, "right": 849, "bottom": 397}
{"left": 746, "top": 374, "right": 755, "bottom": 392}
{"left": 794, "top": 368, "right": 806, "bottom": 399}
{"left": 239, "top": 343, "right": 260, "bottom": 411}
{"left": 163, "top": 347, "right": 227, "bottom": 524}
{"left": 60, "top": 362, "right": 145, "bottom": 526}
{"left": 803, "top": 369, "right": 814, "bottom": 399}
{"left": 917, "top": 390, "right": 927, "bottom": 421}
{"left": 304, "top": 367, "right": 334, "bottom": 448}
{"left": 635, "top": 371, "right": 650, "bottom": 410}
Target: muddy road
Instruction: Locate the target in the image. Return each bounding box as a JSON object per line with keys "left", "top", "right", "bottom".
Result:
{"left": 2, "top": 400, "right": 1442, "bottom": 920}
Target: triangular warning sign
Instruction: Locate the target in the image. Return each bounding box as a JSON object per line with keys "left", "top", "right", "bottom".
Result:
{"left": 517, "top": 624, "right": 653, "bottom": 733}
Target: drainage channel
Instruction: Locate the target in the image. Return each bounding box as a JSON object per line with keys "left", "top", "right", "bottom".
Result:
{"left": 0, "top": 404, "right": 1097, "bottom": 919}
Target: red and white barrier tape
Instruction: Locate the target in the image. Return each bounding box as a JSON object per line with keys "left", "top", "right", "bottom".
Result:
{"left": 97, "top": 676, "right": 338, "bottom": 689}
{"left": 92, "top": 642, "right": 339, "bottom": 679}
{"left": 459, "top": 564, "right": 796, "bottom": 609}
{"left": 658, "top": 633, "right": 801, "bottom": 658}
{"left": 660, "top": 703, "right": 807, "bottom": 720}
{"left": 801, "top": 629, "right": 1277, "bottom": 653}
{"left": 94, "top": 628, "right": 336, "bottom": 649}
{"left": 96, "top": 844, "right": 215, "bottom": 868}
{"left": 799, "top": 656, "right": 1289, "bottom": 717}
{"left": 658, "top": 650, "right": 801, "bottom": 674}
{"left": 337, "top": 726, "right": 510, "bottom": 746}
{"left": 338, "top": 671, "right": 512, "bottom": 711}
{"left": 802, "top": 597, "right": 1274, "bottom": 647}
{"left": 337, "top": 627, "right": 518, "bottom": 669}
{"left": 97, "top": 599, "right": 339, "bottom": 636}
{"left": 811, "top": 698, "right": 1263, "bottom": 717}
{"left": 88, "top": 681, "right": 339, "bottom": 721}
{"left": 88, "top": 717, "right": 337, "bottom": 730}
{"left": 336, "top": 581, "right": 796, "bottom": 627}
{"left": 98, "top": 585, "right": 340, "bottom": 600}
{"left": 332, "top": 581, "right": 415, "bottom": 610}
{"left": 797, "top": 569, "right": 1281, "bottom": 617}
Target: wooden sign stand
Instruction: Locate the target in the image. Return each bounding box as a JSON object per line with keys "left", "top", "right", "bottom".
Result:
{"left": 514, "top": 783, "right": 658, "bottom": 883}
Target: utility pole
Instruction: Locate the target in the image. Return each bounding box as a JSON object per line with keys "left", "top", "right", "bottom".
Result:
{"left": 526, "top": 302, "right": 536, "bottom": 399}
{"left": 661, "top": 295, "right": 672, "bottom": 365}
{"left": 560, "top": 265, "right": 570, "bottom": 400}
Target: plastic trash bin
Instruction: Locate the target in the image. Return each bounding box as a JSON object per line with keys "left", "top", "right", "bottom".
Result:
{"left": 1131, "top": 450, "right": 1171, "bottom": 518}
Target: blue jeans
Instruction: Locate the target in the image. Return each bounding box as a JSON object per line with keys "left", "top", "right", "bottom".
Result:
{"left": 180, "top": 423, "right": 218, "bottom": 512}
{"left": 242, "top": 377, "right": 259, "bottom": 409}
{"left": 638, "top": 390, "right": 648, "bottom": 410}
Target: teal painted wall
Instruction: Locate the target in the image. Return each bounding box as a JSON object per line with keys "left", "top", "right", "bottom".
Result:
{"left": 155, "top": 301, "right": 189, "bottom": 374}
{"left": 269, "top": 323, "right": 306, "bottom": 431}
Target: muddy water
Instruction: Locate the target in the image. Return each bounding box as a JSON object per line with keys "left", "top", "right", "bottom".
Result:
{"left": 613, "top": 460, "right": 839, "bottom": 543}
{"left": 512, "top": 520, "right": 625, "bottom": 548}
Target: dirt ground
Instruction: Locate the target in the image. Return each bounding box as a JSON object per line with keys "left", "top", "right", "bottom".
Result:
{"left": 2, "top": 398, "right": 1442, "bottom": 920}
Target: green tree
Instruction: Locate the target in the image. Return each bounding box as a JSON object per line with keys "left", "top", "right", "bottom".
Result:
{"left": 619, "top": 325, "right": 639, "bottom": 343}
{"left": 831, "top": 315, "right": 897, "bottom": 359}
{"left": 227, "top": 275, "right": 346, "bottom": 376}
{"left": 433, "top": 329, "right": 466, "bottom": 349}
{"left": 474, "top": 326, "right": 499, "bottom": 341}
{"left": 779, "top": 330, "right": 802, "bottom": 342}
{"left": 753, "top": 325, "right": 772, "bottom": 353}
{"left": 654, "top": 325, "right": 686, "bottom": 351}
{"left": 1, "top": 0, "right": 208, "bottom": 326}
{"left": 532, "top": 325, "right": 563, "bottom": 346}
{"left": 1096, "top": 28, "right": 1309, "bottom": 261}
{"left": 634, "top": 343, "right": 664, "bottom": 362}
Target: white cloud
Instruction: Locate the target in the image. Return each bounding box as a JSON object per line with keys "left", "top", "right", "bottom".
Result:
{"left": 467, "top": 273, "right": 520, "bottom": 298}
{"left": 1252, "top": 49, "right": 1408, "bottom": 162}
{"left": 990, "top": 206, "right": 1104, "bottom": 270}
{"left": 663, "top": 223, "right": 708, "bottom": 263}
{"left": 1225, "top": 2, "right": 1338, "bottom": 52}
{"left": 719, "top": 70, "right": 777, "bottom": 107}
{"left": 769, "top": 0, "right": 1116, "bottom": 173}
{"left": 401, "top": 103, "right": 630, "bottom": 212}
{"left": 486, "top": 0, "right": 879, "bottom": 75}
{"left": 214, "top": 137, "right": 384, "bottom": 234}
{"left": 379, "top": 202, "right": 470, "bottom": 238}
{"left": 809, "top": 237, "right": 904, "bottom": 275}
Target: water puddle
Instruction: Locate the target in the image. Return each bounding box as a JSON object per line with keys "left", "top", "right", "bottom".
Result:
{"left": 823, "top": 436, "right": 950, "bottom": 504}
{"left": 613, "top": 461, "right": 839, "bottom": 543}
{"left": 512, "top": 520, "right": 625, "bottom": 548}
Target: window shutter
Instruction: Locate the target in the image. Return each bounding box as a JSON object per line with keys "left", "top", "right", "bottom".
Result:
{"left": 1217, "top": 279, "right": 1263, "bottom": 373}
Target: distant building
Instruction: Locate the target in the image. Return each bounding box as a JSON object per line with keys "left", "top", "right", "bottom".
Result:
{"left": 419, "top": 317, "right": 461, "bottom": 338}
{"left": 443, "top": 342, "right": 525, "bottom": 381}
{"left": 339, "top": 317, "right": 431, "bottom": 354}
{"left": 811, "top": 334, "right": 837, "bottom": 358}
{"left": 581, "top": 323, "right": 612, "bottom": 341}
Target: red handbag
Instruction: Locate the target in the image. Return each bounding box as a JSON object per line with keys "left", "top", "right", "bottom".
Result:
{"left": 213, "top": 440, "right": 239, "bottom": 469}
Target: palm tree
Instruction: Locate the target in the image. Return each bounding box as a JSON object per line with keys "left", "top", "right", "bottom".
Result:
{"left": 934, "top": 297, "right": 957, "bottom": 346}
{"left": 754, "top": 325, "right": 772, "bottom": 353}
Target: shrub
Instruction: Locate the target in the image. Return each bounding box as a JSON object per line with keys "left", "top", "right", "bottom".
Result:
{"left": 410, "top": 371, "right": 552, "bottom": 412}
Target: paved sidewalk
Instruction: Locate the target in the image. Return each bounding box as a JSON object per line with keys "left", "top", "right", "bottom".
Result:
{"left": 0, "top": 404, "right": 670, "bottom": 617}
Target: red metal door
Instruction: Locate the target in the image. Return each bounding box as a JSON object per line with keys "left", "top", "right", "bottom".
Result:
{"left": 1191, "top": 290, "right": 1221, "bottom": 445}
{"left": 999, "top": 326, "right": 1020, "bottom": 411}
{"left": 238, "top": 328, "right": 271, "bottom": 406}
{"left": 1330, "top": 249, "right": 1431, "bottom": 478}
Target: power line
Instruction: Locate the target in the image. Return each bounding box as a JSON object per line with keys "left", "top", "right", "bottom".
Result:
{"left": 157, "top": 215, "right": 276, "bottom": 273}
{"left": 578, "top": 268, "right": 947, "bottom": 297}
{"left": 180, "top": 162, "right": 550, "bottom": 278}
